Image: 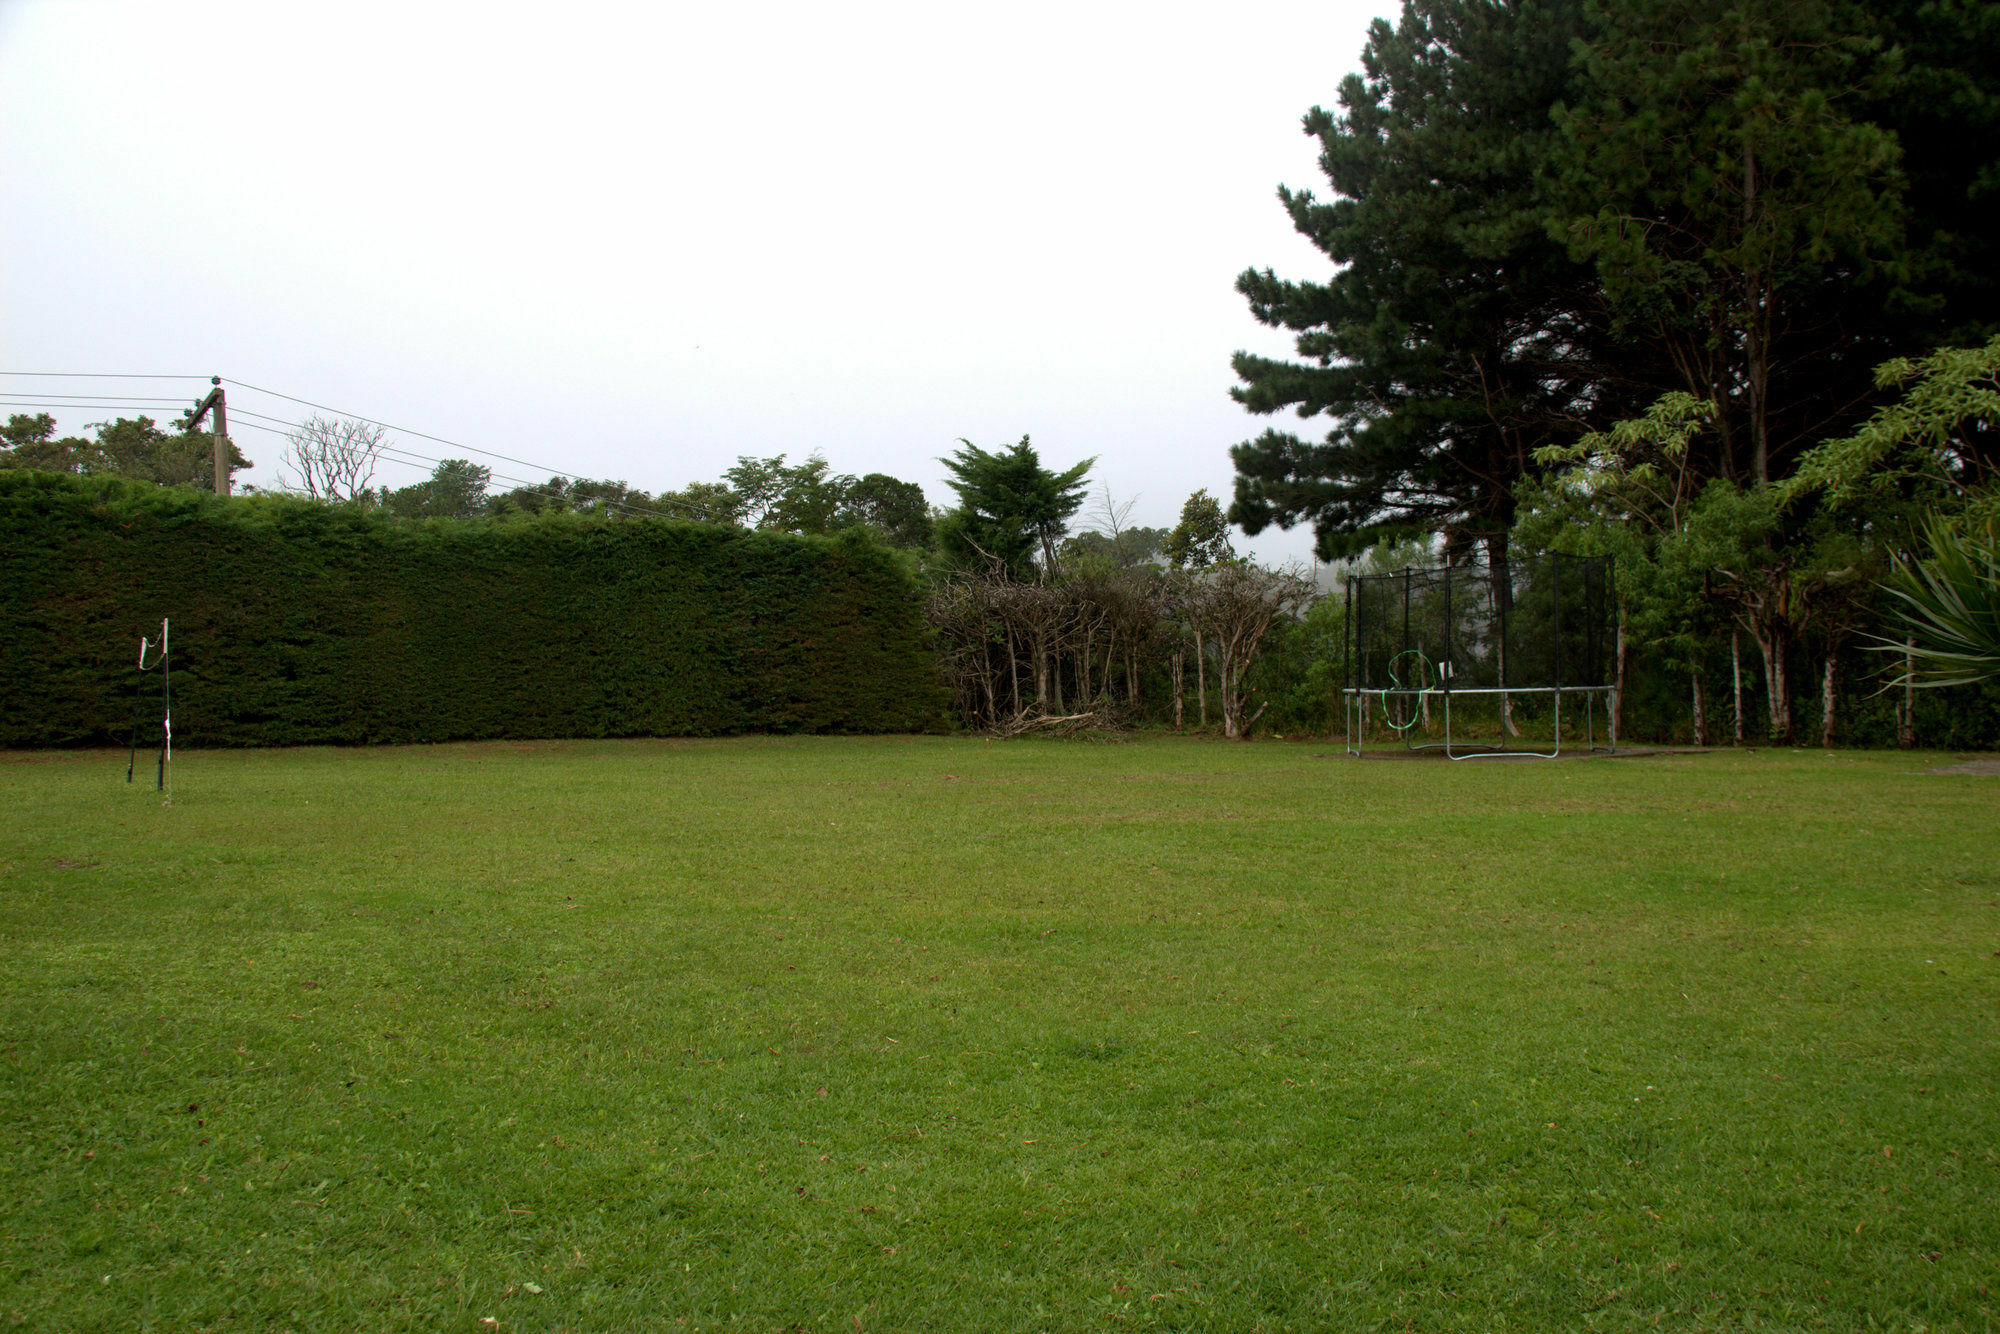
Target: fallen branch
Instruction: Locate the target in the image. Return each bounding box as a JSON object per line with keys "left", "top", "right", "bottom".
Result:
{"left": 990, "top": 702, "right": 1133, "bottom": 739}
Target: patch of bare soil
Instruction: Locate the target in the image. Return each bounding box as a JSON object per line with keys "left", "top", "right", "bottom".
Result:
{"left": 1926, "top": 758, "right": 2000, "bottom": 776}
{"left": 1330, "top": 745, "right": 1707, "bottom": 762}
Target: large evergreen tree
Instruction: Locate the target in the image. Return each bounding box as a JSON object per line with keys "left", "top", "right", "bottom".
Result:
{"left": 1228, "top": 0, "right": 1637, "bottom": 561}
{"left": 1233, "top": 0, "right": 2000, "bottom": 557}
{"left": 1863, "top": 0, "right": 2000, "bottom": 350}
{"left": 1546, "top": 0, "right": 1907, "bottom": 486}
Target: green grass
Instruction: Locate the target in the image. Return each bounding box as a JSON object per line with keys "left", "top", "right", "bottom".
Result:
{"left": 1, "top": 736, "right": 1996, "bottom": 1332}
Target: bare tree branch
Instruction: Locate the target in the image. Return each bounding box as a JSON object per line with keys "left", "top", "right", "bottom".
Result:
{"left": 282, "top": 415, "right": 387, "bottom": 501}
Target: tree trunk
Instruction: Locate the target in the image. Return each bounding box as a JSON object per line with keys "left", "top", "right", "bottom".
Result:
{"left": 1691, "top": 666, "right": 1705, "bottom": 747}
{"left": 1731, "top": 631, "right": 1744, "bottom": 745}
{"left": 1743, "top": 146, "right": 1771, "bottom": 486}
{"left": 1171, "top": 648, "right": 1185, "bottom": 730}
{"left": 1820, "top": 651, "right": 1837, "bottom": 748}
{"left": 1219, "top": 632, "right": 1239, "bottom": 739}
{"left": 1753, "top": 625, "right": 1790, "bottom": 742}
{"left": 1033, "top": 630, "right": 1051, "bottom": 709}
{"left": 1007, "top": 625, "right": 1021, "bottom": 717}
{"left": 1195, "top": 631, "right": 1207, "bottom": 727}
{"left": 980, "top": 640, "right": 997, "bottom": 728}
{"left": 1489, "top": 536, "right": 1520, "bottom": 736}
{"left": 1898, "top": 638, "right": 1915, "bottom": 749}
{"left": 1713, "top": 361, "right": 1739, "bottom": 482}
{"left": 1611, "top": 609, "right": 1627, "bottom": 748}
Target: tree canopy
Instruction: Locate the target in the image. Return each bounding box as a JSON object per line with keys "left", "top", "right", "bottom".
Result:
{"left": 1164, "top": 489, "right": 1236, "bottom": 569}
{"left": 935, "top": 436, "right": 1095, "bottom": 578}
{"left": 385, "top": 459, "right": 493, "bottom": 520}
{"left": 1231, "top": 0, "right": 2000, "bottom": 557}
{"left": 1, "top": 412, "right": 251, "bottom": 491}
{"left": 1229, "top": 0, "right": 1622, "bottom": 560}
{"left": 1547, "top": 0, "right": 1906, "bottom": 487}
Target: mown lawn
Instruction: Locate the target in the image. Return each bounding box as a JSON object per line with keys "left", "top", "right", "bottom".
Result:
{"left": 0, "top": 736, "right": 1995, "bottom": 1332}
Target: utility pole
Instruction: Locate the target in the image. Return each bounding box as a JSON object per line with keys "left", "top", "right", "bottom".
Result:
{"left": 181, "top": 376, "right": 232, "bottom": 495}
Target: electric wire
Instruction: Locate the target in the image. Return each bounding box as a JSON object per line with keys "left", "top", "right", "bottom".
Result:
{"left": 0, "top": 392, "right": 202, "bottom": 403}
{"left": 4, "top": 373, "right": 731, "bottom": 523}
{"left": 0, "top": 371, "right": 208, "bottom": 380}
{"left": 7, "top": 399, "right": 716, "bottom": 524}
{"left": 217, "top": 378, "right": 728, "bottom": 522}
{"left": 1, "top": 398, "right": 196, "bottom": 409}
{"left": 224, "top": 418, "right": 676, "bottom": 520}
{"left": 220, "top": 416, "right": 717, "bottom": 524}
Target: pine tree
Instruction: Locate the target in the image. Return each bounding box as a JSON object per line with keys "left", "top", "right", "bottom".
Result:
{"left": 1229, "top": 0, "right": 1636, "bottom": 561}
{"left": 1547, "top": 0, "right": 1906, "bottom": 486}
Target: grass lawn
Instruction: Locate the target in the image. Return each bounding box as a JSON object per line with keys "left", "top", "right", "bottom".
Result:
{"left": 1, "top": 736, "right": 1995, "bottom": 1332}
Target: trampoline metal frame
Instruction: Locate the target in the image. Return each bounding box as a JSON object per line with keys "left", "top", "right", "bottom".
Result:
{"left": 1342, "top": 683, "right": 1615, "bottom": 760}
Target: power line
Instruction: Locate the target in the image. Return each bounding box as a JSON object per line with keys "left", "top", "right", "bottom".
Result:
{"left": 8, "top": 401, "right": 706, "bottom": 522}
{"left": 226, "top": 418, "right": 678, "bottom": 520}
{"left": 222, "top": 416, "right": 712, "bottom": 523}
{"left": 0, "top": 371, "right": 208, "bottom": 380}
{"left": 0, "top": 399, "right": 194, "bottom": 414}
{"left": 6, "top": 372, "right": 729, "bottom": 523}
{"left": 0, "top": 394, "right": 196, "bottom": 405}
{"left": 219, "top": 379, "right": 658, "bottom": 501}
{"left": 6, "top": 400, "right": 700, "bottom": 522}
{"left": 219, "top": 379, "right": 728, "bottom": 522}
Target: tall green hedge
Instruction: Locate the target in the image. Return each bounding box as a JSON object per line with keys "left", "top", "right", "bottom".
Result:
{"left": 0, "top": 473, "right": 947, "bottom": 746}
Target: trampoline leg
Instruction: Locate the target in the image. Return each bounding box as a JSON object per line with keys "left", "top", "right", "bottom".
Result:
{"left": 1448, "top": 688, "right": 1563, "bottom": 760}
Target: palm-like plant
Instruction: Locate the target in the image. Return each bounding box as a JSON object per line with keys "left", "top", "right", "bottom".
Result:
{"left": 1876, "top": 515, "right": 2000, "bottom": 688}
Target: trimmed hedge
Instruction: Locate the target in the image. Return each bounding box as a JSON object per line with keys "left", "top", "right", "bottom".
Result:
{"left": 0, "top": 473, "right": 947, "bottom": 746}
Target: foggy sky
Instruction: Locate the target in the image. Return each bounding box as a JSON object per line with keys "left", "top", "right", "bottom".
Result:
{"left": 1, "top": 0, "right": 1394, "bottom": 564}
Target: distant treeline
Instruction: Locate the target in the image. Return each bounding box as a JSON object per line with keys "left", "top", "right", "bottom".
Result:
{"left": 6, "top": 413, "right": 1994, "bottom": 750}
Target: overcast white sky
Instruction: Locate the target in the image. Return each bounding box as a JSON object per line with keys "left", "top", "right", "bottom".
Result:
{"left": 1, "top": 0, "right": 1391, "bottom": 563}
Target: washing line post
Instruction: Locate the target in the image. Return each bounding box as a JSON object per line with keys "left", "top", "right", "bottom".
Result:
{"left": 157, "top": 619, "right": 170, "bottom": 793}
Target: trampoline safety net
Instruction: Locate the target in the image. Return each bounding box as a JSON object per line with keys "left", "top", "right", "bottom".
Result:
{"left": 1346, "top": 554, "right": 1614, "bottom": 694}
{"left": 1341, "top": 553, "right": 1616, "bottom": 759}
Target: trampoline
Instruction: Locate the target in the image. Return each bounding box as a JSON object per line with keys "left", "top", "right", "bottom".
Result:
{"left": 1343, "top": 554, "right": 1615, "bottom": 759}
